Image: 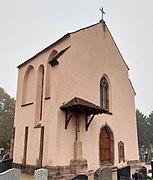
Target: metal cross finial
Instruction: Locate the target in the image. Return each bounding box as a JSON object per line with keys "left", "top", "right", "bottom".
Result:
{"left": 100, "top": 7, "right": 105, "bottom": 21}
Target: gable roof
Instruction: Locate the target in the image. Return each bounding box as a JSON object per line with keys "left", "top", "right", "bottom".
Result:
{"left": 17, "top": 33, "right": 70, "bottom": 68}
{"left": 69, "top": 20, "right": 129, "bottom": 70}
{"left": 17, "top": 20, "right": 129, "bottom": 70}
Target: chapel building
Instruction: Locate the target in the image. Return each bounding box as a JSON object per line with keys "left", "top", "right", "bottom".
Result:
{"left": 12, "top": 20, "right": 139, "bottom": 175}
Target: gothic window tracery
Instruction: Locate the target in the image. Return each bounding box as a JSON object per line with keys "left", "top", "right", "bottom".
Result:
{"left": 100, "top": 76, "right": 109, "bottom": 110}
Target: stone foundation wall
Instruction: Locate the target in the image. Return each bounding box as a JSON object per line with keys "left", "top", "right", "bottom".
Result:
{"left": 13, "top": 163, "right": 36, "bottom": 174}
{"left": 13, "top": 162, "right": 119, "bottom": 179}
{"left": 13, "top": 161, "right": 88, "bottom": 179}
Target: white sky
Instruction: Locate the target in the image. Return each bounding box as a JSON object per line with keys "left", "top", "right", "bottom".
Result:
{"left": 0, "top": 0, "right": 153, "bottom": 115}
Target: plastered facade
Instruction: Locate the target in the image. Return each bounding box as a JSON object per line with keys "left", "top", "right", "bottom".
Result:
{"left": 13, "top": 21, "right": 139, "bottom": 172}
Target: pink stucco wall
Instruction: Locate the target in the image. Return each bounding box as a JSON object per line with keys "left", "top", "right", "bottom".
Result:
{"left": 13, "top": 22, "right": 139, "bottom": 172}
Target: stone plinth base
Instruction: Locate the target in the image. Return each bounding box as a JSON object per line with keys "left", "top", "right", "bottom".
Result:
{"left": 13, "top": 163, "right": 36, "bottom": 174}
{"left": 74, "top": 141, "right": 82, "bottom": 160}
{"left": 13, "top": 160, "right": 88, "bottom": 178}
{"left": 70, "top": 159, "right": 88, "bottom": 174}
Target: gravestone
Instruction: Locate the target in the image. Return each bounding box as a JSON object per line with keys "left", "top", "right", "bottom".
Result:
{"left": 0, "top": 148, "right": 4, "bottom": 155}
{"left": 34, "top": 168, "right": 48, "bottom": 180}
{"left": 94, "top": 166, "right": 112, "bottom": 180}
{"left": 70, "top": 174, "right": 88, "bottom": 180}
{"left": 0, "top": 159, "right": 13, "bottom": 173}
{"left": 0, "top": 168, "right": 21, "bottom": 180}
{"left": 151, "top": 160, "right": 153, "bottom": 177}
{"left": 133, "top": 166, "right": 147, "bottom": 180}
{"left": 117, "top": 165, "right": 131, "bottom": 180}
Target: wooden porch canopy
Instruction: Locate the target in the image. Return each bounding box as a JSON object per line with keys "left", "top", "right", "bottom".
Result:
{"left": 60, "top": 97, "right": 108, "bottom": 131}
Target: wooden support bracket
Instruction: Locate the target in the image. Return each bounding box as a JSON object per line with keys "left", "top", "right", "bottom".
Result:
{"left": 65, "top": 110, "right": 74, "bottom": 129}
{"left": 85, "top": 114, "right": 95, "bottom": 131}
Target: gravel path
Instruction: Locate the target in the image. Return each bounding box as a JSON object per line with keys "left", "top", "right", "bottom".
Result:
{"left": 20, "top": 173, "right": 34, "bottom": 180}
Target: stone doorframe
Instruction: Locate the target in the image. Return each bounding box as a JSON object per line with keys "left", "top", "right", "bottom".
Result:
{"left": 99, "top": 124, "right": 114, "bottom": 165}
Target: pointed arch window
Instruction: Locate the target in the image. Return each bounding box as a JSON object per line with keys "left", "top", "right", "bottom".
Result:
{"left": 100, "top": 77, "right": 109, "bottom": 110}
{"left": 35, "top": 65, "right": 45, "bottom": 124}
{"left": 22, "top": 65, "right": 35, "bottom": 105}
{"left": 45, "top": 50, "right": 58, "bottom": 98}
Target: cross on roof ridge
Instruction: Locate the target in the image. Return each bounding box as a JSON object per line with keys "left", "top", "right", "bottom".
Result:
{"left": 100, "top": 7, "right": 105, "bottom": 21}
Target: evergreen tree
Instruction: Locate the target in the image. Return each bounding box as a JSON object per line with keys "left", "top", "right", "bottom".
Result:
{"left": 0, "top": 87, "right": 15, "bottom": 149}
{"left": 136, "top": 109, "right": 150, "bottom": 148}
{"left": 147, "top": 111, "right": 153, "bottom": 145}
{"left": 136, "top": 109, "right": 153, "bottom": 148}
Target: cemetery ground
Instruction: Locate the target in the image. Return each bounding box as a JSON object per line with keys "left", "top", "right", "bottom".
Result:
{"left": 19, "top": 163, "right": 151, "bottom": 180}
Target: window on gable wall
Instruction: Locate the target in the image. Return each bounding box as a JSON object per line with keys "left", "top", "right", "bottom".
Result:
{"left": 45, "top": 50, "right": 58, "bottom": 98}
{"left": 100, "top": 76, "right": 109, "bottom": 110}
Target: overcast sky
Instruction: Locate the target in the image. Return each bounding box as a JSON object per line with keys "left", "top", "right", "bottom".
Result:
{"left": 0, "top": 0, "right": 153, "bottom": 116}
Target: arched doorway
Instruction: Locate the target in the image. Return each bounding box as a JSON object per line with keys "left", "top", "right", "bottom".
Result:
{"left": 99, "top": 125, "right": 114, "bottom": 165}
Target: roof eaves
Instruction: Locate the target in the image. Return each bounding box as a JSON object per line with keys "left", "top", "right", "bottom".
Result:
{"left": 60, "top": 97, "right": 108, "bottom": 114}
{"left": 69, "top": 21, "right": 129, "bottom": 70}
{"left": 17, "top": 33, "right": 70, "bottom": 68}
{"left": 70, "top": 22, "right": 101, "bottom": 35}
{"left": 17, "top": 21, "right": 105, "bottom": 69}
{"left": 106, "top": 28, "right": 130, "bottom": 70}
{"left": 128, "top": 79, "right": 136, "bottom": 95}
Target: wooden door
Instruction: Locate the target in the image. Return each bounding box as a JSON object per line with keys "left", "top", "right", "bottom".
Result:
{"left": 100, "top": 127, "right": 111, "bottom": 165}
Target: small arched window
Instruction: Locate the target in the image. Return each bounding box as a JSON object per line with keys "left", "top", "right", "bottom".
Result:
{"left": 118, "top": 141, "right": 125, "bottom": 163}
{"left": 100, "top": 76, "right": 109, "bottom": 110}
